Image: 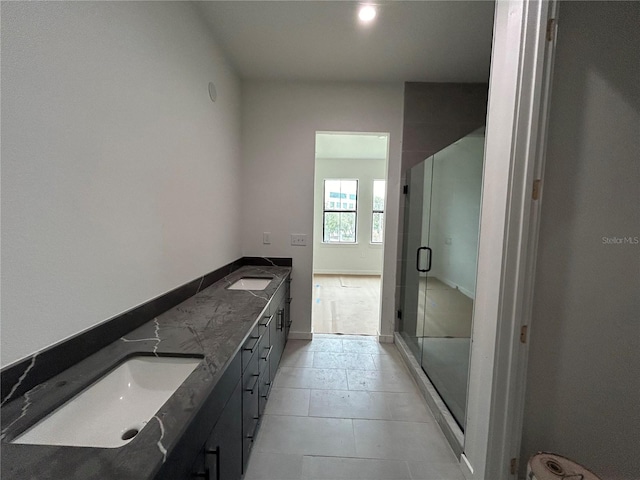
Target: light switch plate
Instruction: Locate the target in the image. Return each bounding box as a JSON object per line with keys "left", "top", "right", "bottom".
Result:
{"left": 290, "top": 234, "right": 307, "bottom": 246}
{"left": 263, "top": 232, "right": 271, "bottom": 245}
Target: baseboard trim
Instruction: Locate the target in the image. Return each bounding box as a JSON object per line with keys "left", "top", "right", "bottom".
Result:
{"left": 394, "top": 332, "right": 464, "bottom": 457}
{"left": 378, "top": 334, "right": 394, "bottom": 344}
{"left": 287, "top": 331, "right": 313, "bottom": 340}
{"left": 433, "top": 276, "right": 475, "bottom": 300}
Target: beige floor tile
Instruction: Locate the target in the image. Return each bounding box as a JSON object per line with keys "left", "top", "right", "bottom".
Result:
{"left": 302, "top": 456, "right": 412, "bottom": 480}
{"left": 372, "top": 352, "right": 408, "bottom": 371}
{"left": 347, "top": 369, "right": 418, "bottom": 393}
{"left": 244, "top": 452, "right": 304, "bottom": 480}
{"left": 274, "top": 367, "right": 348, "bottom": 390}
{"left": 380, "top": 391, "right": 434, "bottom": 423}
{"left": 253, "top": 415, "right": 356, "bottom": 457}
{"left": 353, "top": 419, "right": 457, "bottom": 462}
{"left": 312, "top": 352, "right": 376, "bottom": 370}
{"left": 407, "top": 460, "right": 466, "bottom": 480}
{"left": 308, "top": 389, "right": 389, "bottom": 420}
{"left": 280, "top": 344, "right": 315, "bottom": 367}
{"left": 264, "top": 388, "right": 310, "bottom": 416}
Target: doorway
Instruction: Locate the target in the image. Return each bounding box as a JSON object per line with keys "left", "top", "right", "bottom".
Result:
{"left": 312, "top": 132, "right": 390, "bottom": 336}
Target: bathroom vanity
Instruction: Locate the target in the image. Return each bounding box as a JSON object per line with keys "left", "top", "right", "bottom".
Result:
{"left": 0, "top": 263, "right": 292, "bottom": 480}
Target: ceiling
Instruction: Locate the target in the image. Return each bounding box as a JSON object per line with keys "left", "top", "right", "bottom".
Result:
{"left": 195, "top": 1, "right": 495, "bottom": 83}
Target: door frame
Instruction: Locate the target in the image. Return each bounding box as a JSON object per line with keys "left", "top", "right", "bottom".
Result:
{"left": 461, "top": 1, "right": 558, "bottom": 479}
{"left": 311, "top": 131, "right": 391, "bottom": 337}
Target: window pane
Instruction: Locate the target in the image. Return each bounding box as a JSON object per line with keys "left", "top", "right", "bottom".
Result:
{"left": 324, "top": 212, "right": 340, "bottom": 242}
{"left": 324, "top": 179, "right": 358, "bottom": 211}
{"left": 339, "top": 212, "right": 356, "bottom": 242}
{"left": 373, "top": 180, "right": 386, "bottom": 211}
{"left": 325, "top": 180, "right": 342, "bottom": 209}
{"left": 323, "top": 179, "right": 357, "bottom": 243}
{"left": 324, "top": 212, "right": 356, "bottom": 243}
{"left": 372, "top": 212, "right": 384, "bottom": 243}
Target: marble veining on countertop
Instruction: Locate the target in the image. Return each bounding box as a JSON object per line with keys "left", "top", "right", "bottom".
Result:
{"left": 0, "top": 265, "right": 290, "bottom": 480}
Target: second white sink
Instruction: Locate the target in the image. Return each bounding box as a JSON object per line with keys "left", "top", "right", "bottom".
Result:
{"left": 227, "top": 277, "right": 272, "bottom": 290}
{"left": 12, "top": 355, "right": 201, "bottom": 448}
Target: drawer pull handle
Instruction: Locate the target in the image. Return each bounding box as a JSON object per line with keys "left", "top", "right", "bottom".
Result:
{"left": 246, "top": 418, "right": 259, "bottom": 440}
{"left": 260, "top": 314, "right": 273, "bottom": 328}
{"left": 245, "top": 374, "right": 259, "bottom": 394}
{"left": 262, "top": 345, "right": 273, "bottom": 362}
{"left": 261, "top": 382, "right": 272, "bottom": 400}
{"left": 206, "top": 446, "right": 219, "bottom": 480}
{"left": 243, "top": 336, "right": 260, "bottom": 353}
{"left": 277, "top": 308, "right": 284, "bottom": 331}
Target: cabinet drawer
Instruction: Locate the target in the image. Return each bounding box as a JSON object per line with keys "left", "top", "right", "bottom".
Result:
{"left": 241, "top": 325, "right": 261, "bottom": 372}
{"left": 242, "top": 379, "right": 259, "bottom": 438}
{"left": 258, "top": 310, "right": 273, "bottom": 339}
{"left": 258, "top": 333, "right": 272, "bottom": 377}
{"left": 258, "top": 368, "right": 271, "bottom": 417}
{"left": 242, "top": 416, "right": 259, "bottom": 471}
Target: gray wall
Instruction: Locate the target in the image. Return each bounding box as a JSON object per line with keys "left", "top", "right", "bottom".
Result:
{"left": 1, "top": 2, "right": 243, "bottom": 367}
{"left": 520, "top": 2, "right": 640, "bottom": 478}
{"left": 396, "top": 82, "right": 487, "bottom": 329}
{"left": 240, "top": 81, "right": 404, "bottom": 338}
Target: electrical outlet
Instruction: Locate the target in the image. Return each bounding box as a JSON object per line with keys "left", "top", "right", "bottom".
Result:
{"left": 263, "top": 232, "right": 271, "bottom": 245}
{"left": 290, "top": 234, "right": 307, "bottom": 246}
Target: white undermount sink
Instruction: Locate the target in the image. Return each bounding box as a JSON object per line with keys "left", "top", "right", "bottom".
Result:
{"left": 227, "top": 277, "right": 272, "bottom": 291}
{"left": 12, "top": 356, "right": 201, "bottom": 448}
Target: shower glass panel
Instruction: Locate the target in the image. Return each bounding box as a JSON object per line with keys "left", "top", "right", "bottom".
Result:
{"left": 399, "top": 159, "right": 434, "bottom": 361}
{"left": 398, "top": 127, "right": 485, "bottom": 430}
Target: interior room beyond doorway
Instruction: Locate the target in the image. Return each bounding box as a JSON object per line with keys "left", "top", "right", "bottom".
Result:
{"left": 312, "top": 132, "right": 389, "bottom": 337}
{"left": 312, "top": 274, "right": 380, "bottom": 336}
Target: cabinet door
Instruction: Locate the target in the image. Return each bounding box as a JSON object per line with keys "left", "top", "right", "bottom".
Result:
{"left": 207, "top": 379, "right": 242, "bottom": 480}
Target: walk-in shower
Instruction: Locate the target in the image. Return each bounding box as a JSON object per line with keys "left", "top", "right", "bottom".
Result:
{"left": 398, "top": 127, "right": 485, "bottom": 429}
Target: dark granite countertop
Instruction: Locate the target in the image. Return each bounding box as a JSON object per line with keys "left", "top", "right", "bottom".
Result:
{"left": 0, "top": 265, "right": 290, "bottom": 480}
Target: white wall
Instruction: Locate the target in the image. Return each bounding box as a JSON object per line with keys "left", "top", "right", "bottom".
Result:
{"left": 428, "top": 136, "right": 484, "bottom": 298}
{"left": 240, "top": 81, "right": 404, "bottom": 338}
{"left": 313, "top": 157, "right": 386, "bottom": 275}
{"left": 1, "top": 2, "right": 243, "bottom": 367}
{"left": 521, "top": 2, "right": 640, "bottom": 478}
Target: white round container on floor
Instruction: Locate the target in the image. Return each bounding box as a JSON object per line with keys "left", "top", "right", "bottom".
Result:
{"left": 527, "top": 453, "right": 602, "bottom": 480}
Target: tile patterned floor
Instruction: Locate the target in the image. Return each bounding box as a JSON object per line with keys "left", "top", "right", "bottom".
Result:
{"left": 245, "top": 334, "right": 464, "bottom": 480}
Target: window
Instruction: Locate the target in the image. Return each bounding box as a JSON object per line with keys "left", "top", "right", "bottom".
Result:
{"left": 372, "top": 180, "right": 385, "bottom": 243}
{"left": 323, "top": 179, "right": 358, "bottom": 243}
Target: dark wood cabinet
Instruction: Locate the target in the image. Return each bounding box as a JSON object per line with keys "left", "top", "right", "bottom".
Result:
{"left": 206, "top": 380, "right": 242, "bottom": 480}
{"left": 159, "top": 273, "right": 291, "bottom": 480}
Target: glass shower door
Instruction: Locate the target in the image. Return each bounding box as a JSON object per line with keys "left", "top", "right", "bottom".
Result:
{"left": 399, "top": 128, "right": 485, "bottom": 430}
{"left": 398, "top": 158, "right": 434, "bottom": 361}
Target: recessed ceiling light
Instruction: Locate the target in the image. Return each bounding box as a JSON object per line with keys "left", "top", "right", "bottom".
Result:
{"left": 358, "top": 5, "right": 377, "bottom": 23}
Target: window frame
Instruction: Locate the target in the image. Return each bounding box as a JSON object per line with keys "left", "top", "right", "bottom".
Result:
{"left": 371, "top": 179, "right": 386, "bottom": 244}
{"left": 322, "top": 179, "right": 359, "bottom": 244}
